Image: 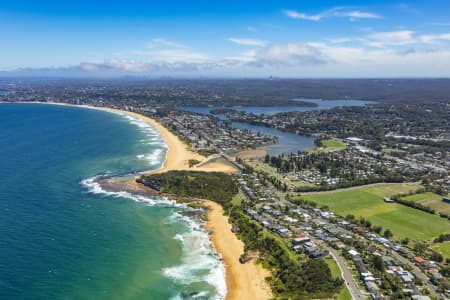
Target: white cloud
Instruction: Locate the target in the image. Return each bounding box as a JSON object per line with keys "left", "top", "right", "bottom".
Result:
{"left": 228, "top": 38, "right": 268, "bottom": 47}
{"left": 313, "top": 45, "right": 450, "bottom": 77}
{"left": 145, "top": 38, "right": 185, "bottom": 49}
{"left": 132, "top": 38, "right": 210, "bottom": 63}
{"left": 342, "top": 11, "right": 381, "bottom": 21}
{"left": 420, "top": 33, "right": 450, "bottom": 43}
{"left": 132, "top": 49, "right": 210, "bottom": 63}
{"left": 366, "top": 30, "right": 416, "bottom": 47}
{"left": 245, "top": 42, "right": 330, "bottom": 67}
{"left": 4, "top": 31, "right": 450, "bottom": 77}
{"left": 328, "top": 37, "right": 354, "bottom": 44}
{"left": 283, "top": 10, "right": 322, "bottom": 21}
{"left": 283, "top": 7, "right": 381, "bottom": 22}
{"left": 363, "top": 30, "right": 450, "bottom": 47}
{"left": 244, "top": 26, "right": 258, "bottom": 32}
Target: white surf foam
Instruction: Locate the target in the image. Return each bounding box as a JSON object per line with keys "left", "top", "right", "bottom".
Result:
{"left": 81, "top": 176, "right": 227, "bottom": 299}
{"left": 163, "top": 213, "right": 227, "bottom": 300}
{"left": 136, "top": 148, "right": 165, "bottom": 166}
{"left": 78, "top": 110, "right": 225, "bottom": 299}
{"left": 80, "top": 176, "right": 180, "bottom": 208}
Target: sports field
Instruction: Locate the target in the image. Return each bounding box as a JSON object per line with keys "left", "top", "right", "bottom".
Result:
{"left": 301, "top": 183, "right": 450, "bottom": 241}
{"left": 402, "top": 192, "right": 450, "bottom": 215}
{"left": 431, "top": 242, "right": 450, "bottom": 259}
{"left": 308, "top": 139, "right": 347, "bottom": 153}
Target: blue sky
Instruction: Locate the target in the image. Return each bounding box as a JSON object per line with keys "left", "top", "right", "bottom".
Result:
{"left": 1, "top": 0, "right": 450, "bottom": 77}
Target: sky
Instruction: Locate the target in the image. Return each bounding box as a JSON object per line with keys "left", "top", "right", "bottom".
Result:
{"left": 1, "top": 0, "right": 450, "bottom": 77}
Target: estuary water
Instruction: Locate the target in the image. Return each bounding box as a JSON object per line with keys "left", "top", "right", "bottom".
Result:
{"left": 0, "top": 103, "right": 225, "bottom": 300}
{"left": 178, "top": 98, "right": 375, "bottom": 117}
{"left": 179, "top": 99, "right": 374, "bottom": 155}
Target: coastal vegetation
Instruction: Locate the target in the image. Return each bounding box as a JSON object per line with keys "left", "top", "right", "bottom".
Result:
{"left": 229, "top": 209, "right": 344, "bottom": 299}
{"left": 324, "top": 258, "right": 352, "bottom": 300}
{"left": 137, "top": 171, "right": 238, "bottom": 209}
{"left": 188, "top": 159, "right": 201, "bottom": 167}
{"left": 138, "top": 170, "right": 345, "bottom": 299}
{"left": 299, "top": 183, "right": 450, "bottom": 241}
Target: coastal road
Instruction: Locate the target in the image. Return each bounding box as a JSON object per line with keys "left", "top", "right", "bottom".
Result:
{"left": 328, "top": 248, "right": 366, "bottom": 300}
{"left": 313, "top": 238, "right": 366, "bottom": 300}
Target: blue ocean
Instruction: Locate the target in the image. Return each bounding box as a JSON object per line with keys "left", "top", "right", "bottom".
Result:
{"left": 0, "top": 103, "right": 225, "bottom": 300}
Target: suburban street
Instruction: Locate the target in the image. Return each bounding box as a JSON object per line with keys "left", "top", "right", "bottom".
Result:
{"left": 313, "top": 236, "right": 366, "bottom": 300}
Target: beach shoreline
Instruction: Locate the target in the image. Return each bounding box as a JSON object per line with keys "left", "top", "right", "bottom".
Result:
{"left": 204, "top": 200, "right": 272, "bottom": 300}
{"left": 7, "top": 101, "right": 272, "bottom": 300}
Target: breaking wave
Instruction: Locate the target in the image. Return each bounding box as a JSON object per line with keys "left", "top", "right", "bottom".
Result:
{"left": 164, "top": 213, "right": 227, "bottom": 300}
{"left": 80, "top": 176, "right": 226, "bottom": 299}
{"left": 79, "top": 108, "right": 226, "bottom": 299}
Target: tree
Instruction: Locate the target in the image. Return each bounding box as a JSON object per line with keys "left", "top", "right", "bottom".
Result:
{"left": 430, "top": 252, "right": 443, "bottom": 262}
{"left": 373, "top": 256, "right": 385, "bottom": 272}
{"left": 345, "top": 214, "right": 355, "bottom": 221}
{"left": 414, "top": 242, "right": 427, "bottom": 254}
{"left": 383, "top": 229, "right": 393, "bottom": 239}
{"left": 401, "top": 237, "right": 410, "bottom": 245}
{"left": 373, "top": 226, "right": 383, "bottom": 234}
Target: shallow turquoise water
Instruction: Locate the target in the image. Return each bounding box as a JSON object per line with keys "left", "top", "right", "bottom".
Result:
{"left": 0, "top": 104, "right": 225, "bottom": 300}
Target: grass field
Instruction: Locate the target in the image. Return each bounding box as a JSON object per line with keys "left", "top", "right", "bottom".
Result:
{"left": 300, "top": 183, "right": 450, "bottom": 242}
{"left": 402, "top": 192, "right": 450, "bottom": 215}
{"left": 308, "top": 139, "right": 347, "bottom": 153}
{"left": 382, "top": 148, "right": 406, "bottom": 154}
{"left": 432, "top": 242, "right": 450, "bottom": 259}
{"left": 230, "top": 193, "right": 242, "bottom": 206}
{"left": 325, "top": 258, "right": 352, "bottom": 300}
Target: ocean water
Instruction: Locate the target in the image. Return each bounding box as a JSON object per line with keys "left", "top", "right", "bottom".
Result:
{"left": 0, "top": 103, "right": 225, "bottom": 300}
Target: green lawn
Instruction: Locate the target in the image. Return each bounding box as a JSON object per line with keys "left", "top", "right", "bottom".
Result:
{"left": 382, "top": 148, "right": 406, "bottom": 154}
{"left": 402, "top": 192, "right": 450, "bottom": 214}
{"left": 432, "top": 241, "right": 450, "bottom": 259}
{"left": 325, "top": 258, "right": 352, "bottom": 300}
{"left": 300, "top": 183, "right": 449, "bottom": 242}
{"left": 230, "top": 193, "right": 242, "bottom": 206}
{"left": 308, "top": 139, "right": 347, "bottom": 153}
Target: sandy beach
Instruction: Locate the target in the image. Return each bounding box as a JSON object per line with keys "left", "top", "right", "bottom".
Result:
{"left": 108, "top": 108, "right": 272, "bottom": 300}
{"left": 106, "top": 109, "right": 239, "bottom": 175}
{"left": 23, "top": 101, "right": 238, "bottom": 174}
{"left": 117, "top": 109, "right": 272, "bottom": 299}
{"left": 24, "top": 102, "right": 271, "bottom": 299}
{"left": 25, "top": 102, "right": 272, "bottom": 300}
{"left": 104, "top": 107, "right": 272, "bottom": 299}
{"left": 204, "top": 200, "right": 272, "bottom": 300}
